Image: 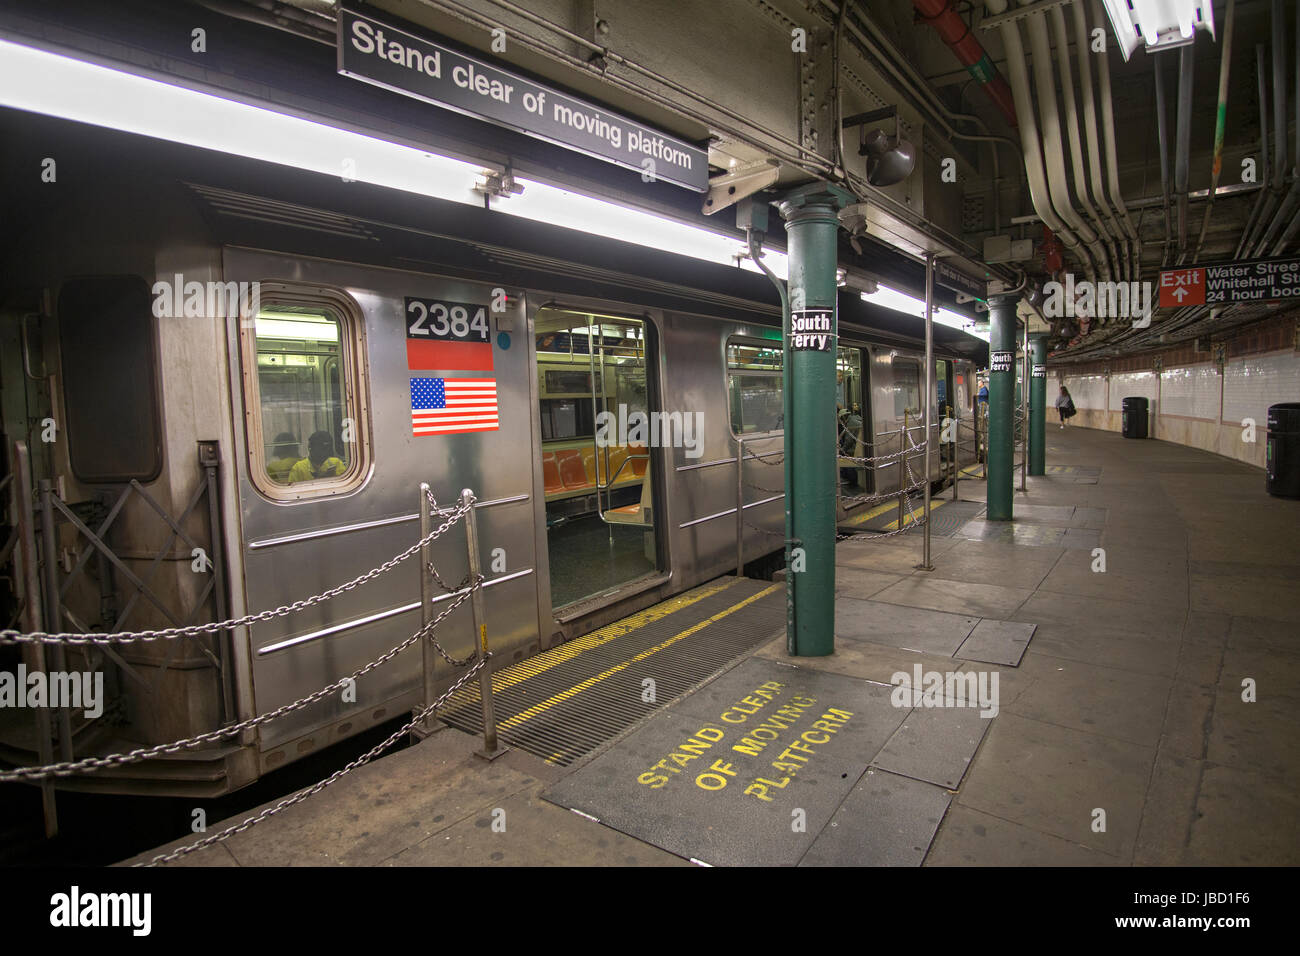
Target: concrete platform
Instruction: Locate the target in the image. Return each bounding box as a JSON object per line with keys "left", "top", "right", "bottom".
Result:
{"left": 127, "top": 426, "right": 1300, "bottom": 867}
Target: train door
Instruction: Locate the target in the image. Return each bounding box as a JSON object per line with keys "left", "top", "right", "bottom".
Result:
{"left": 836, "top": 345, "right": 873, "bottom": 503}
{"left": 936, "top": 358, "right": 952, "bottom": 472}
{"left": 533, "top": 306, "right": 660, "bottom": 611}
{"left": 225, "top": 249, "right": 542, "bottom": 757}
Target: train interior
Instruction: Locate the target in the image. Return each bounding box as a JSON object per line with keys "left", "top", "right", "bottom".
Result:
{"left": 253, "top": 307, "right": 352, "bottom": 488}
{"left": 534, "top": 307, "right": 658, "bottom": 609}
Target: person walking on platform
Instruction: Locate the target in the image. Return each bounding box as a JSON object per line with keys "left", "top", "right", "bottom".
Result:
{"left": 1056, "top": 385, "right": 1075, "bottom": 428}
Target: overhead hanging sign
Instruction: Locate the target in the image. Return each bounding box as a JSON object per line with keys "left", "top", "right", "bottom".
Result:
{"left": 934, "top": 260, "right": 986, "bottom": 300}
{"left": 337, "top": 6, "right": 709, "bottom": 192}
{"left": 1158, "top": 256, "right": 1300, "bottom": 308}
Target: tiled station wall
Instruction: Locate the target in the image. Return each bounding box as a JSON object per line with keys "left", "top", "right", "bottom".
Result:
{"left": 1053, "top": 314, "right": 1300, "bottom": 469}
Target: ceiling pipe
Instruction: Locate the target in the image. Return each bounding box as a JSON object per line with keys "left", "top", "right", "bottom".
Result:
{"left": 1155, "top": 53, "right": 1174, "bottom": 267}
{"left": 1193, "top": 0, "right": 1236, "bottom": 264}
{"left": 1050, "top": 4, "right": 1120, "bottom": 281}
{"left": 1173, "top": 44, "right": 1195, "bottom": 261}
{"left": 1253, "top": 0, "right": 1296, "bottom": 255}
{"left": 1237, "top": 45, "right": 1272, "bottom": 256}
{"left": 1092, "top": 0, "right": 1140, "bottom": 280}
{"left": 1020, "top": 0, "right": 1110, "bottom": 280}
{"left": 1071, "top": 0, "right": 1127, "bottom": 279}
{"left": 837, "top": 3, "right": 1022, "bottom": 235}
{"left": 912, "top": 0, "right": 1018, "bottom": 127}
{"left": 1272, "top": 0, "right": 1289, "bottom": 192}
{"left": 984, "top": 0, "right": 1095, "bottom": 279}
{"left": 1270, "top": 6, "right": 1300, "bottom": 254}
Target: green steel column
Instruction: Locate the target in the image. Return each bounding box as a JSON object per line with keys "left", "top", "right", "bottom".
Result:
{"left": 1029, "top": 333, "right": 1048, "bottom": 476}
{"left": 986, "top": 294, "right": 1018, "bottom": 521}
{"left": 777, "top": 186, "right": 847, "bottom": 657}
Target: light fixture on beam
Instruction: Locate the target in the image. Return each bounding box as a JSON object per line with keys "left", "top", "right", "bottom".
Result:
{"left": 1099, "top": 0, "right": 1216, "bottom": 61}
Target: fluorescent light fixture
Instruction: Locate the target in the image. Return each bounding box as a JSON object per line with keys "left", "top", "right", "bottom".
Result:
{"left": 0, "top": 38, "right": 486, "bottom": 204}
{"left": 1099, "top": 0, "right": 1215, "bottom": 61}
{"left": 860, "top": 284, "right": 986, "bottom": 341}
{"left": 0, "top": 40, "right": 790, "bottom": 283}
{"left": 504, "top": 176, "right": 789, "bottom": 279}
{"left": 255, "top": 317, "right": 340, "bottom": 341}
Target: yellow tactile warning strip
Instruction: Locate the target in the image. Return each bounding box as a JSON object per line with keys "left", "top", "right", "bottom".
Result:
{"left": 882, "top": 497, "right": 946, "bottom": 531}
{"left": 437, "top": 576, "right": 787, "bottom": 765}
{"left": 842, "top": 499, "right": 901, "bottom": 527}
{"left": 497, "top": 584, "right": 780, "bottom": 733}
{"left": 842, "top": 497, "right": 948, "bottom": 532}
{"left": 469, "top": 577, "right": 744, "bottom": 699}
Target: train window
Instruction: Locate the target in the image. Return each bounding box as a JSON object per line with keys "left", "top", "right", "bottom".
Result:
{"left": 241, "top": 295, "right": 369, "bottom": 501}
{"left": 57, "top": 276, "right": 163, "bottom": 483}
{"left": 727, "top": 338, "right": 783, "bottom": 435}
{"left": 893, "top": 359, "right": 921, "bottom": 418}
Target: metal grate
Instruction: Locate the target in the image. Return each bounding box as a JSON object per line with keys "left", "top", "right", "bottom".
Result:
{"left": 437, "top": 577, "right": 784, "bottom": 766}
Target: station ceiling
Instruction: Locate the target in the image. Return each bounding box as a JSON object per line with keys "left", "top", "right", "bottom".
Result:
{"left": 1, "top": 0, "right": 1297, "bottom": 363}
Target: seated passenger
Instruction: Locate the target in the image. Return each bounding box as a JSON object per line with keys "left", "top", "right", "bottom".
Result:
{"left": 267, "top": 432, "right": 302, "bottom": 484}
{"left": 288, "top": 430, "right": 346, "bottom": 482}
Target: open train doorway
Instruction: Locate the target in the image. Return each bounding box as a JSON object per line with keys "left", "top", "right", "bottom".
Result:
{"left": 534, "top": 307, "right": 660, "bottom": 610}
{"left": 837, "top": 345, "right": 873, "bottom": 502}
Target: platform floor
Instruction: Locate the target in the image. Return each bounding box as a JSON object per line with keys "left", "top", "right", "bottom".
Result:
{"left": 126, "top": 426, "right": 1299, "bottom": 866}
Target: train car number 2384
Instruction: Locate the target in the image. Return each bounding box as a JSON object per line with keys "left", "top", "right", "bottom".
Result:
{"left": 405, "top": 297, "right": 491, "bottom": 342}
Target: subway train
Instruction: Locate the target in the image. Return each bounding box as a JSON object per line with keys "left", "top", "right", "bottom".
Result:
{"left": 0, "top": 113, "right": 984, "bottom": 796}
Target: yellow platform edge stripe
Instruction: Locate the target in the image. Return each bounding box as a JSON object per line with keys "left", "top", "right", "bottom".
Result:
{"left": 453, "top": 576, "right": 745, "bottom": 701}
{"left": 498, "top": 584, "right": 781, "bottom": 733}
{"left": 882, "top": 497, "right": 947, "bottom": 532}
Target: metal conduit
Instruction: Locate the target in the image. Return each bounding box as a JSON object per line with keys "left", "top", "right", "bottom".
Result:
{"left": 985, "top": 0, "right": 1093, "bottom": 279}
{"left": 1022, "top": 0, "right": 1110, "bottom": 279}
{"left": 1092, "top": 0, "right": 1140, "bottom": 278}
{"left": 1155, "top": 53, "right": 1174, "bottom": 267}
{"left": 1270, "top": 9, "right": 1300, "bottom": 255}
{"left": 1194, "top": 0, "right": 1236, "bottom": 264}
{"left": 1174, "top": 45, "right": 1195, "bottom": 261}
{"left": 1253, "top": 0, "right": 1297, "bottom": 256}
{"left": 1238, "top": 46, "right": 1272, "bottom": 257}
{"left": 1050, "top": 4, "right": 1119, "bottom": 280}
{"left": 1071, "top": 0, "right": 1127, "bottom": 279}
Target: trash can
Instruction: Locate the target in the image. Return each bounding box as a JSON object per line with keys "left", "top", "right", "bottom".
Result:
{"left": 1266, "top": 403, "right": 1300, "bottom": 498}
{"left": 1121, "top": 397, "right": 1149, "bottom": 439}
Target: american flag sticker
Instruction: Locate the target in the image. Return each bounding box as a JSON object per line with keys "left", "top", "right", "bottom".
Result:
{"left": 410, "top": 377, "right": 499, "bottom": 436}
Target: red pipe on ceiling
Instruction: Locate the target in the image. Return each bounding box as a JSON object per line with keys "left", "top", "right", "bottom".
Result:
{"left": 912, "top": 0, "right": 1018, "bottom": 127}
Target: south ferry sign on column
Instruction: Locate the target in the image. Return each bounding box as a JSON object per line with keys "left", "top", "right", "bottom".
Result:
{"left": 1159, "top": 256, "right": 1300, "bottom": 308}
{"left": 790, "top": 308, "right": 834, "bottom": 351}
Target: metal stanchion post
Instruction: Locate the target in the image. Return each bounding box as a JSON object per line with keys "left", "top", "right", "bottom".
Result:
{"left": 736, "top": 436, "right": 745, "bottom": 577}
{"left": 414, "top": 482, "right": 436, "bottom": 739}
{"left": 464, "top": 489, "right": 505, "bottom": 760}
{"left": 919, "top": 253, "right": 934, "bottom": 571}
{"left": 898, "top": 409, "right": 908, "bottom": 529}
{"left": 952, "top": 406, "right": 960, "bottom": 501}
{"left": 37, "top": 480, "right": 73, "bottom": 761}
{"left": 13, "top": 443, "right": 56, "bottom": 836}
{"left": 1020, "top": 322, "right": 1029, "bottom": 492}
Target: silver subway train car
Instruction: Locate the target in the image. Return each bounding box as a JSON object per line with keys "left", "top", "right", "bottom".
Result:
{"left": 0, "top": 117, "right": 984, "bottom": 796}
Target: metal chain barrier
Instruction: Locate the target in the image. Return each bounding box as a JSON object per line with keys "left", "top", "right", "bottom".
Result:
{"left": 0, "top": 577, "right": 481, "bottom": 782}
{"left": 139, "top": 652, "right": 490, "bottom": 867}
{"left": 0, "top": 494, "right": 475, "bottom": 647}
